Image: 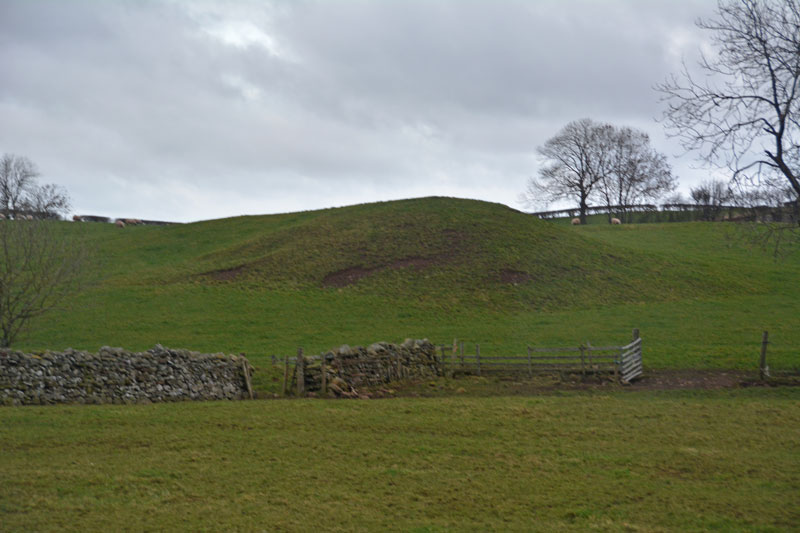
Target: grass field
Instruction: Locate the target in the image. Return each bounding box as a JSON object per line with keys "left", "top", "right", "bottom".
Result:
{"left": 2, "top": 388, "right": 798, "bottom": 531}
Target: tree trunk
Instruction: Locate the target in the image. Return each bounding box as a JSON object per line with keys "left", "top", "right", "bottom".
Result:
{"left": 579, "top": 196, "right": 588, "bottom": 225}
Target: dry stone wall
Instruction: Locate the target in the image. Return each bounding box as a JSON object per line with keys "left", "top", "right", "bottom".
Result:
{"left": 299, "top": 338, "right": 442, "bottom": 396}
{"left": 0, "top": 345, "right": 253, "bottom": 406}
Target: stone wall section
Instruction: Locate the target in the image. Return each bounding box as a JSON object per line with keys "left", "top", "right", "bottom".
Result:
{"left": 299, "top": 338, "right": 442, "bottom": 396}
{"left": 0, "top": 345, "right": 253, "bottom": 406}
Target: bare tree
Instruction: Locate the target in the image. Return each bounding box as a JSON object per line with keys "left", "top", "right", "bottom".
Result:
{"left": 0, "top": 218, "right": 88, "bottom": 347}
{"left": 524, "top": 120, "right": 676, "bottom": 224}
{"left": 0, "top": 153, "right": 70, "bottom": 219}
{"left": 597, "top": 127, "right": 677, "bottom": 223}
{"left": 29, "top": 183, "right": 71, "bottom": 219}
{"left": 524, "top": 119, "right": 615, "bottom": 224}
{"left": 0, "top": 154, "right": 39, "bottom": 218}
{"left": 658, "top": 0, "right": 800, "bottom": 207}
{"left": 690, "top": 179, "right": 734, "bottom": 220}
{"left": 664, "top": 192, "right": 688, "bottom": 205}
{"left": 0, "top": 154, "right": 83, "bottom": 347}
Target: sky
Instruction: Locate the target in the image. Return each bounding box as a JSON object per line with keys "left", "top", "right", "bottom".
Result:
{"left": 0, "top": 0, "right": 720, "bottom": 223}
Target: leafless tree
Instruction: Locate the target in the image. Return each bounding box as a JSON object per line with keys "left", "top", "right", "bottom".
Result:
{"left": 523, "top": 119, "right": 615, "bottom": 224}
{"left": 0, "top": 154, "right": 38, "bottom": 218}
{"left": 0, "top": 218, "right": 89, "bottom": 347}
{"left": 658, "top": 0, "right": 800, "bottom": 208}
{"left": 524, "top": 120, "right": 676, "bottom": 224}
{"left": 597, "top": 127, "right": 677, "bottom": 223}
{"left": 690, "top": 179, "right": 734, "bottom": 220}
{"left": 29, "top": 183, "right": 71, "bottom": 219}
{"left": 664, "top": 192, "right": 688, "bottom": 205}
{"left": 0, "top": 153, "right": 70, "bottom": 219}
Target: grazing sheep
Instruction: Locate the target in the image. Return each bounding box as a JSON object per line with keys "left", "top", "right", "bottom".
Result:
{"left": 611, "top": 217, "right": 621, "bottom": 225}
{"left": 571, "top": 218, "right": 581, "bottom": 225}
{"left": 115, "top": 220, "right": 126, "bottom": 228}
{"left": 0, "top": 214, "right": 5, "bottom": 220}
{"left": 25, "top": 215, "right": 33, "bottom": 221}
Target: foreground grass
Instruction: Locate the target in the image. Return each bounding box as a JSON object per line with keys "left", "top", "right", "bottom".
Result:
{"left": 2, "top": 389, "right": 799, "bottom": 531}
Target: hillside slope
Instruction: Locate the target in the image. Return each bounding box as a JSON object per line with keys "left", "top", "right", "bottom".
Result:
{"left": 87, "top": 197, "right": 747, "bottom": 311}
{"left": 23, "top": 197, "right": 800, "bottom": 371}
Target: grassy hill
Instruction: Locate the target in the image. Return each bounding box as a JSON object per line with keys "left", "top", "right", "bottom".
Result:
{"left": 22, "top": 197, "right": 800, "bottom": 378}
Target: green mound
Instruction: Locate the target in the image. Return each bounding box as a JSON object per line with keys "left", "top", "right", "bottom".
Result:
{"left": 19, "top": 197, "right": 800, "bottom": 373}
{"left": 91, "top": 197, "right": 745, "bottom": 311}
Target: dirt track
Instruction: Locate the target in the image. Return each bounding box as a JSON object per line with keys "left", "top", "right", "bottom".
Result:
{"left": 373, "top": 369, "right": 800, "bottom": 398}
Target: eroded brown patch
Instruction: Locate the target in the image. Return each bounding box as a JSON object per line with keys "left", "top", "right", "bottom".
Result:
{"left": 322, "top": 255, "right": 445, "bottom": 288}
{"left": 203, "top": 265, "right": 247, "bottom": 281}
{"left": 497, "top": 269, "right": 532, "bottom": 284}
{"left": 322, "top": 266, "right": 379, "bottom": 288}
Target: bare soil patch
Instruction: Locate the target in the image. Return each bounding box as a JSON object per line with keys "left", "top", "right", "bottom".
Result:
{"left": 368, "top": 369, "right": 800, "bottom": 398}
{"left": 322, "top": 265, "right": 378, "bottom": 288}
{"left": 202, "top": 265, "right": 247, "bottom": 281}
{"left": 497, "top": 269, "right": 532, "bottom": 284}
{"left": 322, "top": 255, "right": 445, "bottom": 288}
{"left": 626, "top": 369, "right": 754, "bottom": 390}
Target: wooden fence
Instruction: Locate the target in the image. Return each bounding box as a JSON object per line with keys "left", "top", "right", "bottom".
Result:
{"left": 277, "top": 332, "right": 644, "bottom": 395}
{"left": 438, "top": 331, "right": 643, "bottom": 383}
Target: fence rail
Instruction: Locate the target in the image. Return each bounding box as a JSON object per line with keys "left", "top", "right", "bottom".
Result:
{"left": 438, "top": 331, "right": 643, "bottom": 383}
{"left": 528, "top": 202, "right": 798, "bottom": 224}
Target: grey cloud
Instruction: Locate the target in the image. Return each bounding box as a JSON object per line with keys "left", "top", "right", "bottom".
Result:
{"left": 1, "top": 0, "right": 716, "bottom": 221}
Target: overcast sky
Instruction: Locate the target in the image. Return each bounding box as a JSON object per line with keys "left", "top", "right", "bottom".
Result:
{"left": 0, "top": 0, "right": 719, "bottom": 222}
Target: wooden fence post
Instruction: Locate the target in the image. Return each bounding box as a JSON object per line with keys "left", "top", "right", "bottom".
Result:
{"left": 459, "top": 341, "right": 465, "bottom": 369}
{"left": 241, "top": 356, "right": 254, "bottom": 400}
{"left": 296, "top": 348, "right": 305, "bottom": 396}
{"left": 632, "top": 328, "right": 640, "bottom": 341}
{"left": 527, "top": 346, "right": 532, "bottom": 378}
{"left": 580, "top": 344, "right": 586, "bottom": 378}
{"left": 321, "top": 353, "right": 328, "bottom": 396}
{"left": 282, "top": 355, "right": 289, "bottom": 396}
{"left": 450, "top": 342, "right": 456, "bottom": 378}
{"left": 760, "top": 331, "right": 769, "bottom": 380}
{"left": 476, "top": 344, "right": 481, "bottom": 376}
{"left": 586, "top": 342, "right": 594, "bottom": 380}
